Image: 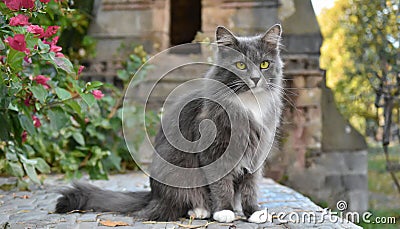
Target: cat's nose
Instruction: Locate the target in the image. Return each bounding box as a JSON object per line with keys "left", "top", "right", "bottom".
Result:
{"left": 251, "top": 77, "right": 260, "bottom": 85}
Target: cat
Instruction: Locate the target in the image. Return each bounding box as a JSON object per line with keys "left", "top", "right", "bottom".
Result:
{"left": 55, "top": 24, "right": 284, "bottom": 224}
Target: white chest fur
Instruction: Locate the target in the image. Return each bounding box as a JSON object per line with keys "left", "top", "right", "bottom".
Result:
{"left": 234, "top": 88, "right": 270, "bottom": 124}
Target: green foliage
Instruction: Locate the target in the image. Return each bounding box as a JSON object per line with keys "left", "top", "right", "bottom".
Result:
{"left": 0, "top": 1, "right": 157, "bottom": 188}
{"left": 30, "top": 0, "right": 96, "bottom": 60}
{"left": 318, "top": 0, "right": 399, "bottom": 134}
{"left": 361, "top": 144, "right": 400, "bottom": 228}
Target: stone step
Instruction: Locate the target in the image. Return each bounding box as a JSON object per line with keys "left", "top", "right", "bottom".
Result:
{"left": 0, "top": 172, "right": 361, "bottom": 228}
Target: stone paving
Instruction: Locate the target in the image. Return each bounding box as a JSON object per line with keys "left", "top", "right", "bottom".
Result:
{"left": 0, "top": 172, "right": 361, "bottom": 228}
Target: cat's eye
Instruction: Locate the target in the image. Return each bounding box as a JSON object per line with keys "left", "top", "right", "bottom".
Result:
{"left": 260, "top": 60, "right": 270, "bottom": 69}
{"left": 235, "top": 62, "right": 247, "bottom": 70}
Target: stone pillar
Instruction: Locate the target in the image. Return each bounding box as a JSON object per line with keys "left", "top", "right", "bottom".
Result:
{"left": 202, "top": 0, "right": 280, "bottom": 38}
{"left": 88, "top": 0, "right": 169, "bottom": 62}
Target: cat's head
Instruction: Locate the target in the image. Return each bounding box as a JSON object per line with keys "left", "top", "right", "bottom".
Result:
{"left": 210, "top": 24, "right": 283, "bottom": 94}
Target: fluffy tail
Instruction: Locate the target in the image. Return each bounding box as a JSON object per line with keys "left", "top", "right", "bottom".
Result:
{"left": 55, "top": 182, "right": 151, "bottom": 215}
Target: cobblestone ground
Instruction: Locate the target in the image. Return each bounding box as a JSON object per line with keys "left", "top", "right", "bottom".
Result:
{"left": 0, "top": 172, "right": 360, "bottom": 228}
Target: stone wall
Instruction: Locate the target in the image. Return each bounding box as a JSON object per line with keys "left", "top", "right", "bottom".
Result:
{"left": 89, "top": 0, "right": 169, "bottom": 61}
{"left": 85, "top": 0, "right": 368, "bottom": 213}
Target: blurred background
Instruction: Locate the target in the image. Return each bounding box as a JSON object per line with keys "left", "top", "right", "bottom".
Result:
{"left": 0, "top": 0, "right": 398, "bottom": 228}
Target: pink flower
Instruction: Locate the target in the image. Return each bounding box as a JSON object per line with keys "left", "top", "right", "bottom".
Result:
{"left": 21, "top": 0, "right": 34, "bottom": 9}
{"left": 51, "top": 36, "right": 59, "bottom": 44}
{"left": 4, "top": 0, "right": 20, "bottom": 10}
{"left": 4, "top": 34, "right": 29, "bottom": 54}
{"left": 33, "top": 75, "right": 50, "bottom": 89}
{"left": 32, "top": 115, "right": 41, "bottom": 128}
{"left": 44, "top": 36, "right": 59, "bottom": 45}
{"left": 4, "top": 0, "right": 35, "bottom": 10}
{"left": 23, "top": 56, "right": 32, "bottom": 64}
{"left": 21, "top": 130, "right": 27, "bottom": 143}
{"left": 55, "top": 52, "right": 64, "bottom": 57}
{"left": 39, "top": 0, "right": 51, "bottom": 3}
{"left": 9, "top": 15, "right": 30, "bottom": 26}
{"left": 50, "top": 44, "right": 62, "bottom": 52}
{"left": 24, "top": 92, "right": 33, "bottom": 106}
{"left": 78, "top": 65, "right": 85, "bottom": 76}
{"left": 44, "top": 26, "right": 60, "bottom": 38}
{"left": 92, "top": 90, "right": 104, "bottom": 100}
{"left": 24, "top": 98, "right": 30, "bottom": 106}
{"left": 27, "top": 25, "right": 45, "bottom": 37}
{"left": 43, "top": 36, "right": 62, "bottom": 53}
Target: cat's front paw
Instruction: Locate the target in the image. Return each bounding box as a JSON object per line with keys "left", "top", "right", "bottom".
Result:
{"left": 188, "top": 207, "right": 210, "bottom": 219}
{"left": 213, "top": 210, "right": 235, "bottom": 223}
{"left": 248, "top": 210, "right": 272, "bottom": 223}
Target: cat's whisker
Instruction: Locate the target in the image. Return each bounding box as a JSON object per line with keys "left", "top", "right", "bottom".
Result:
{"left": 268, "top": 84, "right": 301, "bottom": 114}
{"left": 268, "top": 83, "right": 299, "bottom": 96}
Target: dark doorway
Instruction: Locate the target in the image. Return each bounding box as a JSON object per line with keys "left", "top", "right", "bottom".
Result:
{"left": 170, "top": 0, "right": 202, "bottom": 46}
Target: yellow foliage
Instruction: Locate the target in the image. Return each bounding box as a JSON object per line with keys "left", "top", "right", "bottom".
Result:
{"left": 316, "top": 0, "right": 398, "bottom": 134}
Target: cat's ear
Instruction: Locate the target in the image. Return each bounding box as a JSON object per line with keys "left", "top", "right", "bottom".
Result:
{"left": 216, "top": 26, "right": 237, "bottom": 46}
{"left": 262, "top": 24, "right": 282, "bottom": 47}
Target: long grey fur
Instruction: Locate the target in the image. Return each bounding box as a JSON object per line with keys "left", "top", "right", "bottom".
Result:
{"left": 55, "top": 24, "right": 284, "bottom": 222}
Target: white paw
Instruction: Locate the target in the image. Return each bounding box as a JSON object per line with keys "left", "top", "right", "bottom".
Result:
{"left": 188, "top": 207, "right": 210, "bottom": 219}
{"left": 248, "top": 210, "right": 272, "bottom": 223}
{"left": 213, "top": 210, "right": 235, "bottom": 223}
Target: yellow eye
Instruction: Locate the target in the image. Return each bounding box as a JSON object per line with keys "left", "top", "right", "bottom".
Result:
{"left": 260, "top": 60, "right": 270, "bottom": 69}
{"left": 235, "top": 62, "right": 247, "bottom": 70}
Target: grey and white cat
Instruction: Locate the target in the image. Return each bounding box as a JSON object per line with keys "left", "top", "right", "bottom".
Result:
{"left": 55, "top": 24, "right": 284, "bottom": 224}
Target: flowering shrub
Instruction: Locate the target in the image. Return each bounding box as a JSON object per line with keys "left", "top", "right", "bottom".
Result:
{"left": 0, "top": 0, "right": 154, "bottom": 188}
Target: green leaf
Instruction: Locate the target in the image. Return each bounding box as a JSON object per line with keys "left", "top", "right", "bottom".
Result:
{"left": 7, "top": 162, "right": 24, "bottom": 177}
{"left": 34, "top": 158, "right": 50, "bottom": 173}
{"left": 55, "top": 88, "right": 72, "bottom": 100}
{"left": 0, "top": 38, "right": 5, "bottom": 50}
{"left": 8, "top": 81, "right": 22, "bottom": 98}
{"left": 19, "top": 154, "right": 38, "bottom": 165}
{"left": 72, "top": 132, "right": 85, "bottom": 146}
{"left": 37, "top": 39, "right": 50, "bottom": 53}
{"left": 103, "top": 152, "right": 121, "bottom": 171}
{"left": 30, "top": 85, "right": 47, "bottom": 103}
{"left": 117, "top": 69, "right": 129, "bottom": 81}
{"left": 12, "top": 27, "right": 25, "bottom": 34}
{"left": 5, "top": 152, "right": 18, "bottom": 161}
{"left": 66, "top": 100, "right": 82, "bottom": 116}
{"left": 23, "top": 145, "right": 35, "bottom": 156}
{"left": 70, "top": 150, "right": 86, "bottom": 158}
{"left": 23, "top": 163, "right": 40, "bottom": 184}
{"left": 85, "top": 81, "right": 103, "bottom": 91}
{"left": 40, "top": 52, "right": 57, "bottom": 66}
{"left": 7, "top": 49, "right": 25, "bottom": 72}
{"left": 18, "top": 114, "right": 35, "bottom": 135}
{"left": 25, "top": 35, "right": 38, "bottom": 51}
{"left": 48, "top": 107, "right": 69, "bottom": 130}
{"left": 0, "top": 113, "right": 10, "bottom": 140}
{"left": 80, "top": 93, "right": 95, "bottom": 107}
{"left": 55, "top": 57, "right": 75, "bottom": 75}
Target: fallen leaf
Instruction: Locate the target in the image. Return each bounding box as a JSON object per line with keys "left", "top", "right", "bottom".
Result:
{"left": 18, "top": 210, "right": 31, "bottom": 213}
{"left": 99, "top": 220, "right": 130, "bottom": 227}
{"left": 12, "top": 193, "right": 30, "bottom": 199}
